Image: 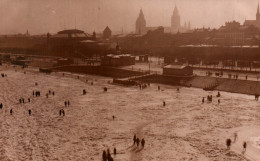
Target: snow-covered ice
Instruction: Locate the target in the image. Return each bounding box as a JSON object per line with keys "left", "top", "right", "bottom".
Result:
{"left": 0, "top": 65, "right": 259, "bottom": 161}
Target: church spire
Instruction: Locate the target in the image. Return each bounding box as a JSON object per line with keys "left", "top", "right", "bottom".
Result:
{"left": 257, "top": 0, "right": 259, "bottom": 14}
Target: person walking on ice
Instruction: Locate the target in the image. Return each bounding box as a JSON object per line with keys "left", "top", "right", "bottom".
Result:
{"left": 133, "top": 134, "right": 136, "bottom": 145}
{"left": 141, "top": 138, "right": 145, "bottom": 148}
{"left": 243, "top": 141, "right": 247, "bottom": 153}
{"left": 136, "top": 138, "right": 140, "bottom": 147}
{"left": 226, "top": 138, "right": 232, "bottom": 150}
{"left": 234, "top": 132, "right": 238, "bottom": 142}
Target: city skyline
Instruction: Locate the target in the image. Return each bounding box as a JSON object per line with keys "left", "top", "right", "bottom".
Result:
{"left": 0, "top": 0, "right": 259, "bottom": 35}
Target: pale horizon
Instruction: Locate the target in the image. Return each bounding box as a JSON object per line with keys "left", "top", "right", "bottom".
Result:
{"left": 0, "top": 0, "right": 259, "bottom": 35}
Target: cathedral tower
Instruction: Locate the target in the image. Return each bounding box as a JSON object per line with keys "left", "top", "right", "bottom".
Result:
{"left": 256, "top": 1, "right": 260, "bottom": 21}
{"left": 136, "top": 9, "right": 146, "bottom": 34}
{"left": 171, "top": 5, "right": 181, "bottom": 33}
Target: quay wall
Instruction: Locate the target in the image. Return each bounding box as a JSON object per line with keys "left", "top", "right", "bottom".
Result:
{"left": 50, "top": 65, "right": 145, "bottom": 78}
{"left": 48, "top": 65, "right": 260, "bottom": 95}
{"left": 186, "top": 76, "right": 260, "bottom": 95}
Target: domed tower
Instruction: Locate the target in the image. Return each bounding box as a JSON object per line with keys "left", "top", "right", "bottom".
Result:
{"left": 171, "top": 5, "right": 181, "bottom": 33}
{"left": 135, "top": 9, "right": 146, "bottom": 34}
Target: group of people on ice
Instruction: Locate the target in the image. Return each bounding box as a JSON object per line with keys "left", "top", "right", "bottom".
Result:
{"left": 33, "top": 90, "right": 41, "bottom": 97}
{"left": 133, "top": 134, "right": 145, "bottom": 148}
{"left": 202, "top": 91, "right": 221, "bottom": 104}
{"left": 226, "top": 132, "right": 247, "bottom": 154}
{"left": 1, "top": 73, "right": 7, "bottom": 78}
{"left": 102, "top": 148, "right": 116, "bottom": 161}
{"left": 139, "top": 82, "right": 150, "bottom": 90}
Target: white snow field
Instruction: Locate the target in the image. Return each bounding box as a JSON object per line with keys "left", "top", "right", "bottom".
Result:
{"left": 0, "top": 65, "right": 259, "bottom": 161}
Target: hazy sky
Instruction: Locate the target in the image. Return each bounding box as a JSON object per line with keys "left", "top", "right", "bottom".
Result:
{"left": 0, "top": 0, "right": 259, "bottom": 34}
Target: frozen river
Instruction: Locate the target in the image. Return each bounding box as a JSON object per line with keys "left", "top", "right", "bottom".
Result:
{"left": 0, "top": 65, "right": 259, "bottom": 161}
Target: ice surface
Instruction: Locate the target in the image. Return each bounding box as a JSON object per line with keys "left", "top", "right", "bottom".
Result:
{"left": 0, "top": 65, "right": 258, "bottom": 160}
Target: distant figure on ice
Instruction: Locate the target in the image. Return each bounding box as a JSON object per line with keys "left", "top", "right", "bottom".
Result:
{"left": 136, "top": 138, "right": 140, "bottom": 147}
{"left": 158, "top": 86, "right": 160, "bottom": 91}
{"left": 102, "top": 150, "right": 107, "bottom": 161}
{"left": 133, "top": 134, "right": 136, "bottom": 145}
{"left": 62, "top": 109, "right": 65, "bottom": 116}
{"left": 216, "top": 91, "right": 220, "bottom": 97}
{"left": 255, "top": 94, "right": 259, "bottom": 101}
{"left": 64, "top": 101, "right": 67, "bottom": 107}
{"left": 28, "top": 109, "right": 31, "bottom": 116}
{"left": 141, "top": 138, "right": 145, "bottom": 148}
{"left": 83, "top": 89, "right": 86, "bottom": 95}
{"left": 226, "top": 138, "right": 232, "bottom": 150}
{"left": 59, "top": 109, "right": 65, "bottom": 116}
{"left": 234, "top": 132, "right": 238, "bottom": 142}
{"left": 28, "top": 98, "right": 30, "bottom": 102}
{"left": 52, "top": 91, "right": 55, "bottom": 96}
{"left": 113, "top": 147, "right": 117, "bottom": 155}
{"left": 0, "top": 103, "right": 2, "bottom": 109}
{"left": 163, "top": 101, "right": 166, "bottom": 106}
{"left": 218, "top": 99, "right": 220, "bottom": 104}
{"left": 243, "top": 141, "right": 247, "bottom": 153}
{"left": 107, "top": 153, "right": 114, "bottom": 161}
{"left": 10, "top": 109, "right": 13, "bottom": 115}
{"left": 177, "top": 88, "right": 179, "bottom": 92}
{"left": 112, "top": 115, "right": 115, "bottom": 120}
{"left": 35, "top": 82, "right": 38, "bottom": 86}
{"left": 104, "top": 87, "right": 107, "bottom": 92}
{"left": 202, "top": 97, "right": 204, "bottom": 103}
{"left": 67, "top": 101, "right": 70, "bottom": 106}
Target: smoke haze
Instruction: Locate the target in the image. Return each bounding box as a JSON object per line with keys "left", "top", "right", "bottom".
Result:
{"left": 0, "top": 0, "right": 258, "bottom": 34}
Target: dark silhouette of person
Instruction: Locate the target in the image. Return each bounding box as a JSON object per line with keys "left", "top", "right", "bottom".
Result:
{"left": 104, "top": 87, "right": 107, "bottom": 92}
{"left": 133, "top": 134, "right": 136, "bottom": 145}
{"left": 59, "top": 110, "right": 62, "bottom": 116}
{"left": 62, "top": 109, "right": 65, "bottom": 116}
{"left": 0, "top": 103, "right": 2, "bottom": 109}
{"left": 107, "top": 153, "right": 114, "bottom": 161}
{"left": 113, "top": 147, "right": 116, "bottom": 155}
{"left": 102, "top": 150, "right": 107, "bottom": 161}
{"left": 65, "top": 101, "right": 67, "bottom": 107}
{"left": 141, "top": 138, "right": 145, "bottom": 147}
{"left": 243, "top": 141, "right": 247, "bottom": 152}
{"left": 226, "top": 138, "right": 231, "bottom": 150}
{"left": 158, "top": 86, "right": 160, "bottom": 90}
{"left": 107, "top": 148, "right": 110, "bottom": 157}
{"left": 136, "top": 138, "right": 140, "bottom": 147}
{"left": 218, "top": 99, "right": 220, "bottom": 104}
{"left": 163, "top": 101, "right": 166, "bottom": 106}
{"left": 52, "top": 91, "right": 55, "bottom": 96}
{"left": 28, "top": 98, "right": 30, "bottom": 102}
{"left": 112, "top": 115, "right": 115, "bottom": 120}
{"left": 28, "top": 109, "right": 31, "bottom": 116}
{"left": 68, "top": 101, "right": 70, "bottom": 106}
{"left": 10, "top": 109, "right": 13, "bottom": 115}
{"left": 202, "top": 97, "right": 204, "bottom": 103}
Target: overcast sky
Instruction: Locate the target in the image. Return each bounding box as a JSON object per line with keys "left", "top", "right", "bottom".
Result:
{"left": 0, "top": 0, "right": 259, "bottom": 34}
